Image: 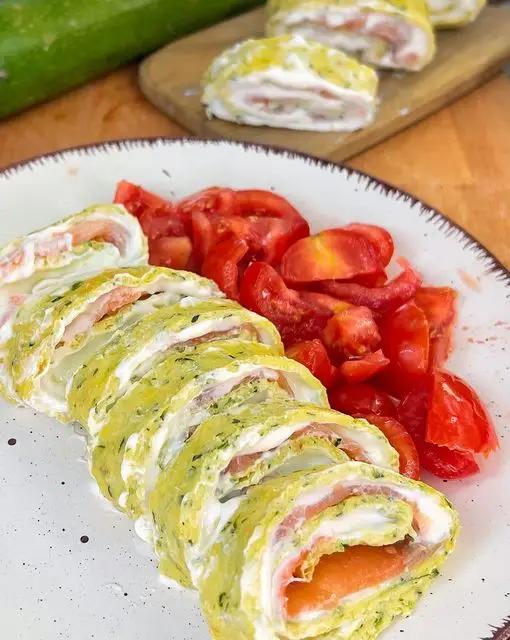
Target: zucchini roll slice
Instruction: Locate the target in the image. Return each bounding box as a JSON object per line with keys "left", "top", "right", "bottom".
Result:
{"left": 425, "top": 0, "right": 485, "bottom": 27}
{"left": 89, "top": 340, "right": 327, "bottom": 527}
{"left": 199, "top": 461, "right": 459, "bottom": 640}
{"left": 267, "top": 0, "right": 436, "bottom": 71}
{"left": 202, "top": 35, "right": 378, "bottom": 132}
{"left": 0, "top": 205, "right": 147, "bottom": 402}
{"left": 69, "top": 297, "right": 282, "bottom": 434}
{"left": 7, "top": 266, "right": 221, "bottom": 417}
{"left": 150, "top": 400, "right": 400, "bottom": 587}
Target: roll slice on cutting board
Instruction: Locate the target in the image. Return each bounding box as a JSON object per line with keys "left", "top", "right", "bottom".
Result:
{"left": 267, "top": 0, "right": 436, "bottom": 71}
{"left": 202, "top": 35, "right": 379, "bottom": 132}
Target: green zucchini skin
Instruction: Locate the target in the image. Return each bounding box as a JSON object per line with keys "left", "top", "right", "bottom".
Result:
{"left": 0, "top": 0, "right": 262, "bottom": 118}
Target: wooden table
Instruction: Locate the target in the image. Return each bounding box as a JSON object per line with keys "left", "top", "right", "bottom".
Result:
{"left": 1, "top": 66, "right": 509, "bottom": 268}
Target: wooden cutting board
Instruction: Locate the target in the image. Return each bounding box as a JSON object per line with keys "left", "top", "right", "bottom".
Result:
{"left": 139, "top": 5, "right": 510, "bottom": 161}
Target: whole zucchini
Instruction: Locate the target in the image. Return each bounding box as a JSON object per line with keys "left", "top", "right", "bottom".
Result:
{"left": 0, "top": 0, "right": 263, "bottom": 119}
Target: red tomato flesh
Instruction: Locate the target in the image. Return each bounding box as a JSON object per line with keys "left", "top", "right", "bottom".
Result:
{"left": 149, "top": 236, "right": 193, "bottom": 270}
{"left": 398, "top": 380, "right": 480, "bottom": 479}
{"left": 338, "top": 350, "right": 390, "bottom": 384}
{"left": 362, "top": 414, "right": 420, "bottom": 479}
{"left": 378, "top": 302, "right": 430, "bottom": 397}
{"left": 322, "top": 305, "right": 380, "bottom": 358}
{"left": 414, "top": 287, "right": 457, "bottom": 369}
{"left": 319, "top": 259, "right": 422, "bottom": 315}
{"left": 281, "top": 229, "right": 381, "bottom": 284}
{"left": 426, "top": 370, "right": 498, "bottom": 456}
{"left": 201, "top": 233, "right": 249, "bottom": 301}
{"left": 343, "top": 223, "right": 394, "bottom": 266}
{"left": 240, "top": 262, "right": 332, "bottom": 346}
{"left": 329, "top": 383, "right": 397, "bottom": 418}
{"left": 286, "top": 339, "right": 337, "bottom": 388}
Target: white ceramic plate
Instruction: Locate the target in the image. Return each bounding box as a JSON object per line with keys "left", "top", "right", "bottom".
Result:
{"left": 0, "top": 139, "right": 509, "bottom": 640}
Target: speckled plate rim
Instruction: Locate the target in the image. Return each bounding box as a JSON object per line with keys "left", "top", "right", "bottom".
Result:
{"left": 0, "top": 137, "right": 508, "bottom": 640}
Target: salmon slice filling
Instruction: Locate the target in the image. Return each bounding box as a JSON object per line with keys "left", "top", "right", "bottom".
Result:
{"left": 286, "top": 543, "right": 407, "bottom": 617}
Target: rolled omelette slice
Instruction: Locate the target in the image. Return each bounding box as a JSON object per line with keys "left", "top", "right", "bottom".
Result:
{"left": 426, "top": 0, "right": 485, "bottom": 27}
{"left": 267, "top": 0, "right": 436, "bottom": 71}
{"left": 150, "top": 399, "right": 400, "bottom": 587}
{"left": 89, "top": 339, "right": 326, "bottom": 527}
{"left": 202, "top": 35, "right": 379, "bottom": 132}
{"left": 69, "top": 297, "right": 282, "bottom": 434}
{"left": 7, "top": 266, "right": 222, "bottom": 417}
{"left": 199, "top": 460, "right": 459, "bottom": 640}
{"left": 0, "top": 205, "right": 147, "bottom": 402}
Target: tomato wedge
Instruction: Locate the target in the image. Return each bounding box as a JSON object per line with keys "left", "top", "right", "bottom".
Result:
{"left": 286, "top": 339, "right": 337, "bottom": 388}
{"left": 322, "top": 305, "right": 380, "bottom": 358}
{"left": 149, "top": 236, "right": 193, "bottom": 270}
{"left": 280, "top": 229, "right": 381, "bottom": 284}
{"left": 299, "top": 291, "right": 351, "bottom": 314}
{"left": 414, "top": 287, "right": 457, "bottom": 369}
{"left": 378, "top": 302, "right": 430, "bottom": 397}
{"left": 177, "top": 187, "right": 239, "bottom": 217}
{"left": 397, "top": 379, "right": 480, "bottom": 479}
{"left": 343, "top": 223, "right": 394, "bottom": 266}
{"left": 240, "top": 262, "right": 332, "bottom": 346}
{"left": 286, "top": 545, "right": 406, "bottom": 618}
{"left": 319, "top": 259, "right": 422, "bottom": 315}
{"left": 362, "top": 414, "right": 420, "bottom": 479}
{"left": 188, "top": 189, "right": 309, "bottom": 266}
{"left": 114, "top": 180, "right": 188, "bottom": 238}
{"left": 201, "top": 233, "right": 249, "bottom": 300}
{"left": 329, "top": 383, "right": 397, "bottom": 418}
{"left": 426, "top": 370, "right": 497, "bottom": 456}
{"left": 338, "top": 350, "right": 390, "bottom": 384}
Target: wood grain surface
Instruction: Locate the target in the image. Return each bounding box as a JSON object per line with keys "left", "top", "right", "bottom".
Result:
{"left": 139, "top": 6, "right": 510, "bottom": 162}
{"left": 0, "top": 66, "right": 508, "bottom": 269}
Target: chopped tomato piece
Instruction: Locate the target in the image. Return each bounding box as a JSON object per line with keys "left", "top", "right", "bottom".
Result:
{"left": 338, "top": 350, "right": 390, "bottom": 384}
{"left": 426, "top": 370, "right": 497, "bottom": 456}
{"left": 189, "top": 190, "right": 309, "bottom": 266}
{"left": 286, "top": 545, "right": 406, "bottom": 618}
{"left": 351, "top": 270, "right": 388, "bottom": 288}
{"left": 240, "top": 262, "right": 332, "bottom": 346}
{"left": 343, "top": 223, "right": 394, "bottom": 266}
{"left": 414, "top": 287, "right": 457, "bottom": 369}
{"left": 201, "top": 233, "right": 249, "bottom": 301}
{"left": 286, "top": 339, "right": 337, "bottom": 388}
{"left": 378, "top": 302, "right": 430, "bottom": 397}
{"left": 280, "top": 229, "right": 380, "bottom": 284}
{"left": 329, "top": 383, "right": 396, "bottom": 418}
{"left": 114, "top": 180, "right": 188, "bottom": 238}
{"left": 149, "top": 236, "right": 193, "bottom": 270}
{"left": 398, "top": 379, "right": 480, "bottom": 479}
{"left": 362, "top": 414, "right": 420, "bottom": 479}
{"left": 299, "top": 291, "right": 351, "bottom": 314}
{"left": 322, "top": 305, "right": 380, "bottom": 358}
{"left": 177, "top": 187, "right": 239, "bottom": 217}
{"left": 319, "top": 259, "right": 422, "bottom": 315}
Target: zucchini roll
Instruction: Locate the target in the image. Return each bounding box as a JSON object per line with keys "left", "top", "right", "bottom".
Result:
{"left": 200, "top": 461, "right": 459, "bottom": 640}
{"left": 89, "top": 339, "right": 327, "bottom": 530}
{"left": 7, "top": 266, "right": 221, "bottom": 418}
{"left": 150, "top": 400, "right": 400, "bottom": 587}
{"left": 267, "top": 0, "right": 436, "bottom": 71}
{"left": 202, "top": 35, "right": 379, "bottom": 132}
{"left": 69, "top": 298, "right": 282, "bottom": 435}
{"left": 426, "top": 0, "right": 485, "bottom": 27}
{"left": 0, "top": 205, "right": 147, "bottom": 401}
